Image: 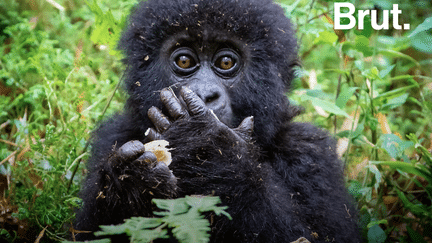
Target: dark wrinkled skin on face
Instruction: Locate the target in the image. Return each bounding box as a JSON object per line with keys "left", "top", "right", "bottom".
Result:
{"left": 74, "top": 0, "right": 361, "bottom": 242}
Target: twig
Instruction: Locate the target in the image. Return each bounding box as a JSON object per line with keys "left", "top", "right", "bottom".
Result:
{"left": 0, "top": 151, "right": 17, "bottom": 166}
{"left": 45, "top": 0, "right": 65, "bottom": 12}
{"left": 0, "top": 139, "right": 18, "bottom": 147}
{"left": 0, "top": 120, "right": 10, "bottom": 130}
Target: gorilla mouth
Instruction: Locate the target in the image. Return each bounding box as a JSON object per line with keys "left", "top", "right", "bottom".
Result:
{"left": 167, "top": 84, "right": 235, "bottom": 127}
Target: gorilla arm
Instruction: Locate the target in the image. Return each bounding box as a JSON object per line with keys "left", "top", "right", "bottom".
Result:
{"left": 145, "top": 87, "right": 309, "bottom": 241}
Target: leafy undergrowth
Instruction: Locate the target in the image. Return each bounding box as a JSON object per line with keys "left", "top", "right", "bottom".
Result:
{"left": 1, "top": 0, "right": 431, "bottom": 242}
{"left": 66, "top": 196, "right": 231, "bottom": 243}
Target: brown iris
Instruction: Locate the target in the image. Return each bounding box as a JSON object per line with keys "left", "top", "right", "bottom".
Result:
{"left": 217, "top": 56, "right": 234, "bottom": 70}
{"left": 176, "top": 55, "right": 194, "bottom": 69}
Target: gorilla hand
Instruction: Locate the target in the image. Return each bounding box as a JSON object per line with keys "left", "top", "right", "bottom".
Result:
{"left": 146, "top": 86, "right": 254, "bottom": 145}
{"left": 108, "top": 140, "right": 177, "bottom": 196}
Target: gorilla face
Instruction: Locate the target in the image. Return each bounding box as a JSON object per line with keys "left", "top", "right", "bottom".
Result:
{"left": 160, "top": 31, "right": 249, "bottom": 126}
{"left": 120, "top": 0, "right": 299, "bottom": 145}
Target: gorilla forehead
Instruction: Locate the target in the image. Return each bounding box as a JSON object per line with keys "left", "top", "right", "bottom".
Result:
{"left": 120, "top": 0, "right": 297, "bottom": 74}
{"left": 160, "top": 29, "right": 248, "bottom": 60}
{"left": 126, "top": 0, "right": 290, "bottom": 35}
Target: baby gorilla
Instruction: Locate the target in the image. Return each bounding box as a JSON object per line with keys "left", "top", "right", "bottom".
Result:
{"left": 74, "top": 0, "right": 361, "bottom": 242}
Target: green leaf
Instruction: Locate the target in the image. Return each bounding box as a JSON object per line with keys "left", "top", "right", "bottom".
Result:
{"left": 367, "top": 164, "right": 382, "bottom": 191}
{"left": 278, "top": 0, "right": 302, "bottom": 16}
{"left": 378, "top": 49, "right": 420, "bottom": 67}
{"left": 380, "top": 93, "right": 409, "bottom": 110}
{"left": 347, "top": 181, "right": 362, "bottom": 199}
{"left": 367, "top": 225, "right": 387, "bottom": 243}
{"left": 95, "top": 217, "right": 167, "bottom": 242}
{"left": 337, "top": 123, "right": 364, "bottom": 140}
{"left": 90, "top": 196, "right": 231, "bottom": 243}
{"left": 156, "top": 196, "right": 231, "bottom": 243}
{"left": 86, "top": 0, "right": 127, "bottom": 57}
{"left": 379, "top": 64, "right": 395, "bottom": 79}
{"left": 186, "top": 196, "right": 221, "bottom": 211}
{"left": 314, "top": 30, "right": 338, "bottom": 45}
{"left": 406, "top": 226, "right": 428, "bottom": 243}
{"left": 187, "top": 196, "right": 232, "bottom": 219}
{"left": 305, "top": 89, "right": 332, "bottom": 100}
{"left": 336, "top": 86, "right": 357, "bottom": 109}
{"left": 367, "top": 219, "right": 388, "bottom": 228}
{"left": 408, "top": 96, "right": 423, "bottom": 107}
{"left": 411, "top": 31, "right": 432, "bottom": 54}
{"left": 396, "top": 190, "right": 432, "bottom": 219}
{"left": 408, "top": 17, "right": 432, "bottom": 37}
{"left": 310, "top": 98, "right": 350, "bottom": 117}
{"left": 377, "top": 35, "right": 411, "bottom": 51}
{"left": 370, "top": 161, "right": 432, "bottom": 182}
{"left": 407, "top": 133, "right": 432, "bottom": 166}
{"left": 373, "top": 85, "right": 417, "bottom": 105}
{"left": 379, "top": 134, "right": 413, "bottom": 159}
{"left": 153, "top": 198, "right": 189, "bottom": 216}
{"left": 370, "top": 67, "right": 379, "bottom": 77}
{"left": 170, "top": 214, "right": 211, "bottom": 243}
{"left": 389, "top": 74, "right": 416, "bottom": 81}
{"left": 355, "top": 35, "right": 373, "bottom": 56}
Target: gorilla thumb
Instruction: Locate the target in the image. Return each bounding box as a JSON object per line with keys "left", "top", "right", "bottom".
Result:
{"left": 234, "top": 116, "right": 254, "bottom": 140}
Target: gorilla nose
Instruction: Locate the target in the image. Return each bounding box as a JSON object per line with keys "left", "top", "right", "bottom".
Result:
{"left": 196, "top": 88, "right": 224, "bottom": 108}
{"left": 183, "top": 84, "right": 233, "bottom": 126}
{"left": 203, "top": 92, "right": 220, "bottom": 105}
{"left": 186, "top": 83, "right": 225, "bottom": 110}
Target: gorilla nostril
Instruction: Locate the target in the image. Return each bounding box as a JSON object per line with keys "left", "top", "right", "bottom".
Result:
{"left": 205, "top": 93, "right": 220, "bottom": 104}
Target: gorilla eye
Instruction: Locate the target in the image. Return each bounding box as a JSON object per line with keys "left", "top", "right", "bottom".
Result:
{"left": 176, "top": 55, "right": 195, "bottom": 69}
{"left": 216, "top": 56, "right": 234, "bottom": 70}
{"left": 170, "top": 48, "right": 199, "bottom": 76}
{"left": 212, "top": 49, "right": 241, "bottom": 77}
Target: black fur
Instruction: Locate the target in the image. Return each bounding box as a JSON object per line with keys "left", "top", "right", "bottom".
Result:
{"left": 74, "top": 0, "right": 361, "bottom": 242}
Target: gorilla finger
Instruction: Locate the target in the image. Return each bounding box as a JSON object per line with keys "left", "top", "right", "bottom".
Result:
{"left": 145, "top": 128, "right": 164, "bottom": 141}
{"left": 151, "top": 162, "right": 177, "bottom": 183}
{"left": 160, "top": 88, "right": 188, "bottom": 120}
{"left": 148, "top": 106, "right": 170, "bottom": 132}
{"left": 136, "top": 151, "right": 158, "bottom": 166}
{"left": 118, "top": 140, "right": 146, "bottom": 161}
{"left": 233, "top": 116, "right": 254, "bottom": 138}
{"left": 151, "top": 161, "right": 171, "bottom": 174}
{"left": 180, "top": 86, "right": 207, "bottom": 116}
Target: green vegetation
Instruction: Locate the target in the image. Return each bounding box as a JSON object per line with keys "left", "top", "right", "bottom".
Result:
{"left": 66, "top": 196, "right": 231, "bottom": 243}
{"left": 0, "top": 0, "right": 431, "bottom": 242}
{"left": 64, "top": 196, "right": 231, "bottom": 243}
